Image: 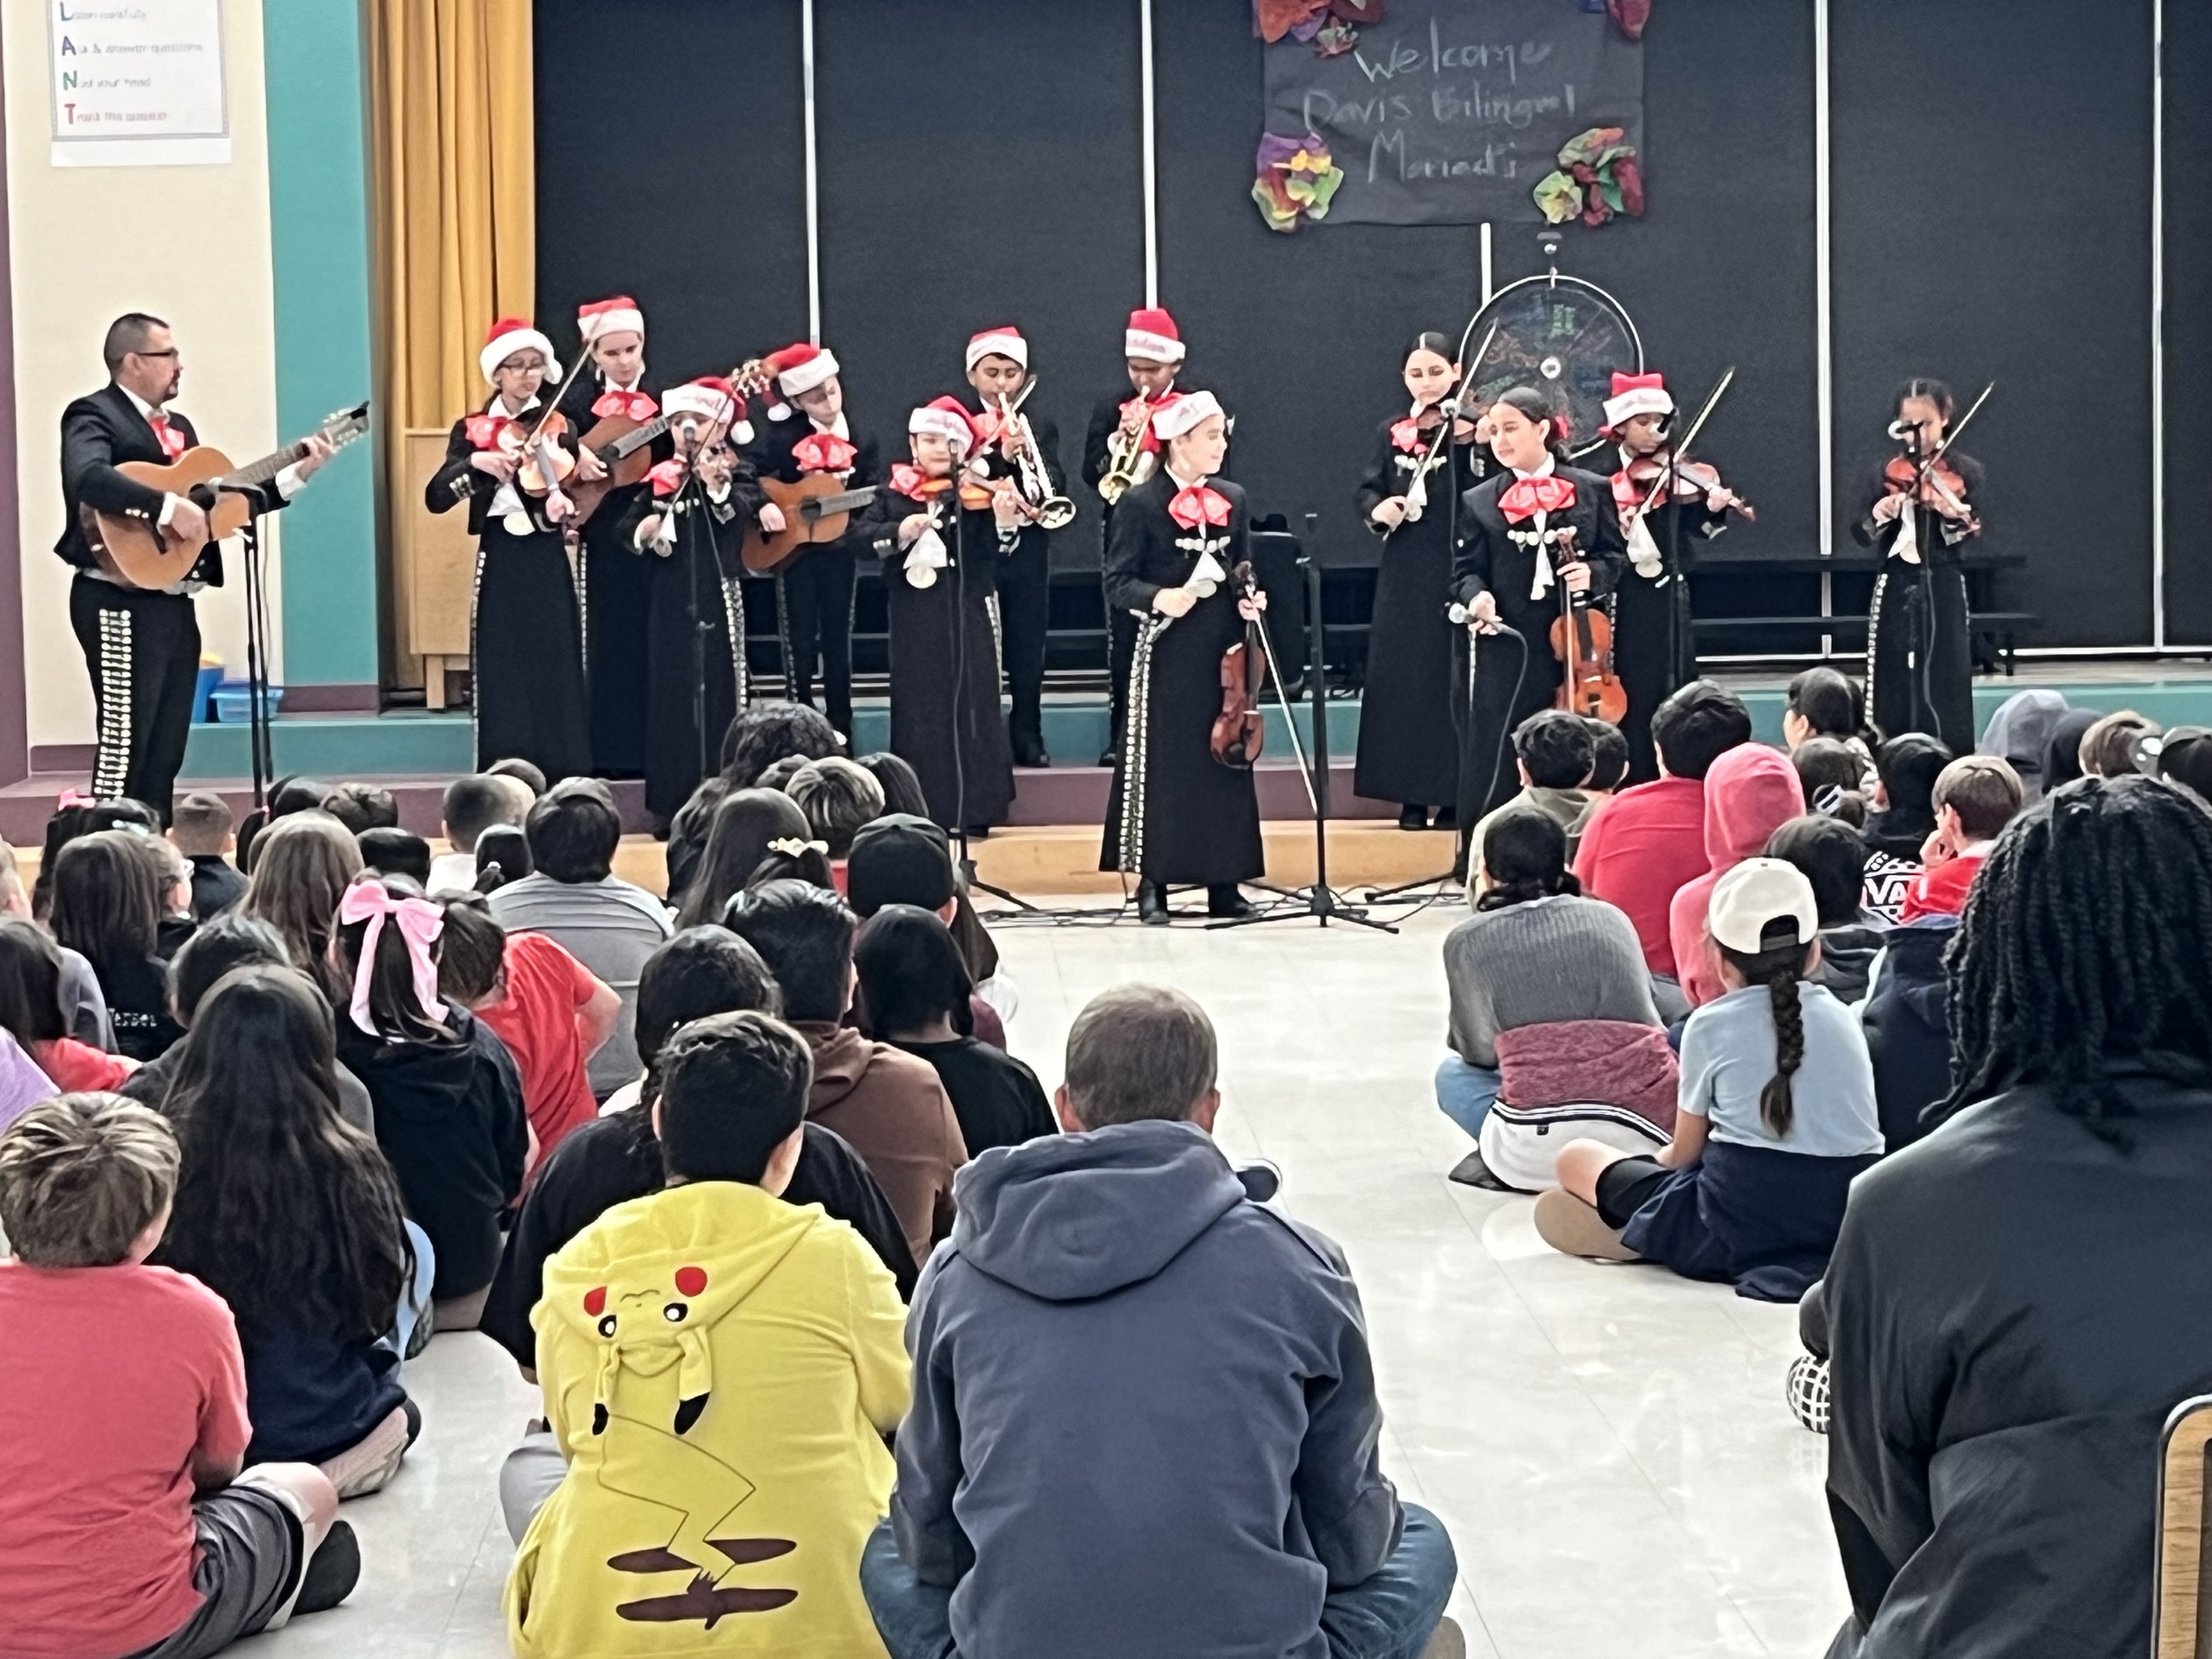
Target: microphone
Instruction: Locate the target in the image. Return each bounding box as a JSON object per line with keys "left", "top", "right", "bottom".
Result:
{"left": 1887, "top": 419, "right": 1915, "bottom": 442}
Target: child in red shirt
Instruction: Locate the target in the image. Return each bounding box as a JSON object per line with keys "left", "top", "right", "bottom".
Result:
{"left": 1899, "top": 755, "right": 2023, "bottom": 923}
{"left": 0, "top": 1093, "right": 357, "bottom": 1658}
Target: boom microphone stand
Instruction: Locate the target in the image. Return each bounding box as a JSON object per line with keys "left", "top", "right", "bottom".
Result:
{"left": 1214, "top": 515, "right": 1395, "bottom": 934}
{"left": 214, "top": 480, "right": 279, "bottom": 810}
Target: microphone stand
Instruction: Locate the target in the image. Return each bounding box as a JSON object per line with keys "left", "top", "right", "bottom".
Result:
{"left": 1215, "top": 512, "right": 1395, "bottom": 934}
{"left": 211, "top": 479, "right": 279, "bottom": 810}
{"left": 947, "top": 483, "right": 1041, "bottom": 913}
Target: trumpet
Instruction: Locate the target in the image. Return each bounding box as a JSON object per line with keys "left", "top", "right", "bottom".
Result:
{"left": 1098, "top": 393, "right": 1157, "bottom": 505}
{"left": 985, "top": 385, "right": 1077, "bottom": 531}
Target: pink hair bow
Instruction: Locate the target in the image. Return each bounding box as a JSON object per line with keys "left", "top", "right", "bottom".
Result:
{"left": 55, "top": 788, "right": 93, "bottom": 809}
{"left": 338, "top": 880, "right": 448, "bottom": 1037}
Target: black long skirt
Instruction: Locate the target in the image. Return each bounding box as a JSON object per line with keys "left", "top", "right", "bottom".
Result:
{"left": 583, "top": 511, "right": 653, "bottom": 777}
{"left": 1101, "top": 606, "right": 1265, "bottom": 886}
{"left": 1612, "top": 571, "right": 1694, "bottom": 786}
{"left": 473, "top": 523, "right": 590, "bottom": 782}
{"left": 642, "top": 541, "right": 747, "bottom": 821}
{"left": 1867, "top": 563, "right": 1974, "bottom": 752}
{"left": 1355, "top": 515, "right": 1460, "bottom": 809}
{"left": 885, "top": 563, "right": 1014, "bottom": 831}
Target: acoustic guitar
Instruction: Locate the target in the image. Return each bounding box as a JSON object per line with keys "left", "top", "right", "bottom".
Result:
{"left": 563, "top": 411, "right": 675, "bottom": 524}
{"left": 82, "top": 403, "right": 371, "bottom": 591}
{"left": 741, "top": 472, "right": 879, "bottom": 575}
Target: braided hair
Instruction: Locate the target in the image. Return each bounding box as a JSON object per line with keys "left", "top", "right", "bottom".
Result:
{"left": 1474, "top": 809, "right": 1581, "bottom": 912}
{"left": 1940, "top": 775, "right": 2212, "bottom": 1128}
{"left": 1717, "top": 934, "right": 1812, "bottom": 1137}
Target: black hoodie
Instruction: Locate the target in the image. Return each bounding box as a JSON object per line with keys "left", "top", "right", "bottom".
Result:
{"left": 337, "top": 1008, "right": 526, "bottom": 1299}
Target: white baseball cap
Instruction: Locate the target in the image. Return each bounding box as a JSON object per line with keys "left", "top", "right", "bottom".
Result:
{"left": 1708, "top": 857, "right": 1819, "bottom": 955}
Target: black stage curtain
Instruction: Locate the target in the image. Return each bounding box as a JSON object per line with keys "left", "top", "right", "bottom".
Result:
{"left": 2165, "top": 0, "right": 2212, "bottom": 643}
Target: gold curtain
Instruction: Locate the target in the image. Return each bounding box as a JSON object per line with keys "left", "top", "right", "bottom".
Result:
{"left": 368, "top": 0, "right": 534, "bottom": 682}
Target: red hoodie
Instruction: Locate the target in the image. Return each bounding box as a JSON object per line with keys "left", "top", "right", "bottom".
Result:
{"left": 1576, "top": 776, "right": 1708, "bottom": 975}
{"left": 1667, "top": 744, "right": 1808, "bottom": 1006}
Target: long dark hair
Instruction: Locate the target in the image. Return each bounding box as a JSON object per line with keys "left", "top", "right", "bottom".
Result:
{"left": 1942, "top": 776, "right": 2212, "bottom": 1127}
{"left": 153, "top": 965, "right": 409, "bottom": 1341}
{"left": 240, "top": 811, "right": 362, "bottom": 1001}
{"left": 1491, "top": 386, "right": 1571, "bottom": 460}
{"left": 675, "top": 788, "right": 812, "bottom": 930}
{"left": 334, "top": 874, "right": 459, "bottom": 1045}
{"left": 1717, "top": 937, "right": 1814, "bottom": 1137}
{"left": 855, "top": 905, "right": 973, "bottom": 1039}
{"left": 0, "top": 916, "right": 67, "bottom": 1046}
{"left": 855, "top": 752, "right": 930, "bottom": 820}
{"left": 49, "top": 830, "right": 162, "bottom": 963}
{"left": 1475, "top": 810, "right": 1581, "bottom": 912}
{"left": 33, "top": 799, "right": 158, "bottom": 918}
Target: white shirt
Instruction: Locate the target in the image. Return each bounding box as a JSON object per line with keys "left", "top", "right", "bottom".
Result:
{"left": 1510, "top": 454, "right": 1561, "bottom": 599}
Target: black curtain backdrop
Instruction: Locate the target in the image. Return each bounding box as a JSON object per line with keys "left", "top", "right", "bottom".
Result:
{"left": 535, "top": 0, "right": 2191, "bottom": 654}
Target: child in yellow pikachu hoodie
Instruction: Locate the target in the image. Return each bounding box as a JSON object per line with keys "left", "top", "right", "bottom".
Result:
{"left": 506, "top": 1178, "right": 911, "bottom": 1658}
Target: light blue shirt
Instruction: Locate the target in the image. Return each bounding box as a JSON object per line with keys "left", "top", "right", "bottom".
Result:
{"left": 1678, "top": 980, "right": 1883, "bottom": 1157}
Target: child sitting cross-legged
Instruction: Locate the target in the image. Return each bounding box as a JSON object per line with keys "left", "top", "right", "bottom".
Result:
{"left": 1535, "top": 858, "right": 1883, "bottom": 1302}
{"left": 0, "top": 1094, "right": 360, "bottom": 1658}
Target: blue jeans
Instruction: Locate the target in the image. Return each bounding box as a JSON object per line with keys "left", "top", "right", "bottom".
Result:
{"left": 860, "top": 1503, "right": 1458, "bottom": 1659}
{"left": 1434, "top": 1053, "right": 1502, "bottom": 1139}
{"left": 388, "top": 1220, "right": 436, "bottom": 1367}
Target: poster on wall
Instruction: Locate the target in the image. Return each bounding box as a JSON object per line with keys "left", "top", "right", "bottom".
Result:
{"left": 1260, "top": 0, "right": 1642, "bottom": 227}
{"left": 48, "top": 0, "right": 230, "bottom": 168}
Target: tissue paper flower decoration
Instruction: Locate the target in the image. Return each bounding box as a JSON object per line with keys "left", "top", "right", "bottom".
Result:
{"left": 1533, "top": 126, "right": 1645, "bottom": 227}
{"left": 1252, "top": 132, "right": 1345, "bottom": 232}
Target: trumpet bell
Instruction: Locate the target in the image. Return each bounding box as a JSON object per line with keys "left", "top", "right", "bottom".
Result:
{"left": 1098, "top": 471, "right": 1133, "bottom": 505}
{"left": 1036, "top": 496, "right": 1077, "bottom": 531}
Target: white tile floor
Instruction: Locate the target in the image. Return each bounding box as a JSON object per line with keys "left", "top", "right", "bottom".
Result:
{"left": 263, "top": 898, "right": 1848, "bottom": 1659}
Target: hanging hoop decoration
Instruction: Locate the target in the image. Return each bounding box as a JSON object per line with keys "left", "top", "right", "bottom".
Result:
{"left": 1452, "top": 272, "right": 1643, "bottom": 462}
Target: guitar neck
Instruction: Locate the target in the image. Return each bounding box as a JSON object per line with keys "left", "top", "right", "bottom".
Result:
{"left": 601, "top": 415, "right": 674, "bottom": 462}
{"left": 228, "top": 439, "right": 310, "bottom": 488}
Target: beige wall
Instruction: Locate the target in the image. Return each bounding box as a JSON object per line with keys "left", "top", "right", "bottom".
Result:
{"left": 4, "top": 0, "right": 282, "bottom": 748}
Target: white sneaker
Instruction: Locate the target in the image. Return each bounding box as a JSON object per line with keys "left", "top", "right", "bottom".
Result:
{"left": 1423, "top": 1616, "right": 1468, "bottom": 1659}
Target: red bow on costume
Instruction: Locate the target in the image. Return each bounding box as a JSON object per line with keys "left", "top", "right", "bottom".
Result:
{"left": 1610, "top": 471, "right": 1643, "bottom": 511}
{"left": 1609, "top": 370, "right": 1666, "bottom": 399}
{"left": 1167, "top": 483, "right": 1232, "bottom": 531}
{"left": 1389, "top": 417, "right": 1426, "bottom": 454}
{"left": 793, "top": 432, "right": 857, "bottom": 473}
{"left": 464, "top": 412, "right": 516, "bottom": 451}
{"left": 1499, "top": 475, "right": 1576, "bottom": 523}
{"left": 591, "top": 390, "right": 658, "bottom": 422}
{"left": 148, "top": 413, "right": 188, "bottom": 461}
{"left": 889, "top": 462, "right": 930, "bottom": 500}
{"left": 647, "top": 459, "right": 687, "bottom": 497}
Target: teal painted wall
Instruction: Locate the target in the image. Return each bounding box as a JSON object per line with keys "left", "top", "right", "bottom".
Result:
{"left": 263, "top": 2, "right": 377, "bottom": 687}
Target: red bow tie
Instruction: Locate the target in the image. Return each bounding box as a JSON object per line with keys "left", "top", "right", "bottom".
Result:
{"left": 464, "top": 412, "right": 517, "bottom": 452}
{"left": 889, "top": 462, "right": 930, "bottom": 499}
{"left": 647, "top": 459, "right": 688, "bottom": 498}
{"left": 591, "top": 389, "right": 658, "bottom": 423}
{"left": 1168, "top": 483, "right": 1231, "bottom": 531}
{"left": 1499, "top": 475, "right": 1575, "bottom": 522}
{"left": 147, "top": 412, "right": 187, "bottom": 460}
{"left": 1389, "top": 417, "right": 1426, "bottom": 454}
{"left": 793, "top": 432, "right": 857, "bottom": 473}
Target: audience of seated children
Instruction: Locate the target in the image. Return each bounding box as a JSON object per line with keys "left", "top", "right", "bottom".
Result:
{"left": 482, "top": 927, "right": 913, "bottom": 1382}
{"left": 32, "top": 794, "right": 159, "bottom": 917}
{"left": 1899, "top": 754, "right": 2022, "bottom": 922}
{"left": 1976, "top": 687, "right": 2069, "bottom": 802}
{"left": 672, "top": 788, "right": 817, "bottom": 930}
{"left": 240, "top": 810, "right": 363, "bottom": 1002}
{"left": 1436, "top": 811, "right": 1662, "bottom": 1160}
{"left": 437, "top": 896, "right": 618, "bottom": 1169}
{"left": 1576, "top": 679, "right": 1753, "bottom": 1011}
{"left": 1781, "top": 666, "right": 1867, "bottom": 754}
{"left": 487, "top": 778, "right": 673, "bottom": 1099}
{"left": 863, "top": 983, "right": 1461, "bottom": 1659}
{"left": 503, "top": 1011, "right": 912, "bottom": 1658}
{"left": 724, "top": 879, "right": 968, "bottom": 1269}
{"left": 150, "top": 966, "right": 424, "bottom": 1497}
{"left": 1789, "top": 736, "right": 1870, "bottom": 828}
{"left": 0, "top": 837, "right": 111, "bottom": 1048}
{"left": 1541, "top": 859, "right": 1882, "bottom": 1301}
{"left": 1467, "top": 710, "right": 1594, "bottom": 885}
{"left": 665, "top": 702, "right": 844, "bottom": 900}
{"left": 1858, "top": 733, "right": 1950, "bottom": 924}
{"left": 357, "top": 827, "right": 433, "bottom": 887}
{"left": 855, "top": 905, "right": 1053, "bottom": 1155}
{"left": 847, "top": 814, "right": 1004, "bottom": 1037}
{"left": 0, "top": 1094, "right": 359, "bottom": 1658}
{"left": 319, "top": 783, "right": 400, "bottom": 837}
{"left": 1667, "top": 742, "right": 1805, "bottom": 1008}
{"left": 49, "top": 829, "right": 190, "bottom": 1060}
{"left": 1764, "top": 815, "right": 1884, "bottom": 1004}
{"left": 120, "top": 912, "right": 380, "bottom": 1135}
{"left": 0, "top": 915, "right": 134, "bottom": 1092}
{"left": 170, "top": 791, "right": 246, "bottom": 921}
{"left": 2076, "top": 708, "right": 2158, "bottom": 778}
{"left": 787, "top": 754, "right": 886, "bottom": 879}
{"left": 1823, "top": 774, "right": 2212, "bottom": 1658}
{"left": 430, "top": 774, "right": 526, "bottom": 891}
{"left": 334, "top": 874, "right": 526, "bottom": 1333}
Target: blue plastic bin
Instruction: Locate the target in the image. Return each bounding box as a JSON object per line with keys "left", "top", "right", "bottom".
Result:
{"left": 209, "top": 681, "right": 284, "bottom": 724}
{"left": 191, "top": 664, "right": 222, "bottom": 723}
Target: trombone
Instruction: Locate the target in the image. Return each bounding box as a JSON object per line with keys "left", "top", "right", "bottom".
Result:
{"left": 983, "top": 383, "right": 1077, "bottom": 531}
{"left": 1098, "top": 392, "right": 1158, "bottom": 504}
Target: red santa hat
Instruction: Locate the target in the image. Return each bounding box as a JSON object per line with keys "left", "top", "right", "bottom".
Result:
{"left": 766, "top": 342, "right": 840, "bottom": 400}
{"left": 909, "top": 396, "right": 977, "bottom": 451}
{"left": 480, "top": 317, "right": 562, "bottom": 385}
{"left": 575, "top": 295, "right": 644, "bottom": 344}
{"left": 1151, "top": 388, "right": 1224, "bottom": 442}
{"left": 964, "top": 326, "right": 1028, "bottom": 372}
{"left": 1601, "top": 371, "right": 1672, "bottom": 430}
{"left": 663, "top": 376, "right": 738, "bottom": 426}
{"left": 1124, "top": 307, "right": 1185, "bottom": 365}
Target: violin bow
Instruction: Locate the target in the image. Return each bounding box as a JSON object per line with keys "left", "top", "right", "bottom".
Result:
{"left": 1914, "top": 379, "right": 1995, "bottom": 481}
{"left": 1633, "top": 365, "right": 1735, "bottom": 516}
{"left": 1397, "top": 322, "right": 1501, "bottom": 511}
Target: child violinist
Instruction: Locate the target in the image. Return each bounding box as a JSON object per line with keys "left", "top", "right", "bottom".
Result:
{"left": 616, "top": 379, "right": 761, "bottom": 827}
{"left": 426, "top": 318, "right": 590, "bottom": 782}
{"left": 1604, "top": 371, "right": 1748, "bottom": 783}
{"left": 853, "top": 397, "right": 1017, "bottom": 836}
{"left": 1855, "top": 377, "right": 1984, "bottom": 752}
{"left": 1448, "top": 388, "right": 1626, "bottom": 849}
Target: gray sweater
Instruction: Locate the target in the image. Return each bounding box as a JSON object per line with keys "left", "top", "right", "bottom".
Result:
{"left": 1443, "top": 893, "right": 1661, "bottom": 1068}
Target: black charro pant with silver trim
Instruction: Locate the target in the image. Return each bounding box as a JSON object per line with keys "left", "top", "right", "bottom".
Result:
{"left": 70, "top": 572, "right": 200, "bottom": 823}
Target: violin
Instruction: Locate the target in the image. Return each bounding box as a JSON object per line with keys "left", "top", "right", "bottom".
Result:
{"left": 1881, "top": 452, "right": 1977, "bottom": 532}
{"left": 913, "top": 472, "right": 997, "bottom": 512}
{"left": 1624, "top": 450, "right": 1756, "bottom": 522}
{"left": 505, "top": 409, "right": 576, "bottom": 499}
{"left": 1547, "top": 530, "right": 1628, "bottom": 723}
{"left": 1211, "top": 561, "right": 1267, "bottom": 770}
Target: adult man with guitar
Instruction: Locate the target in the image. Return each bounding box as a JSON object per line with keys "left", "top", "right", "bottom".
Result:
{"left": 748, "top": 342, "right": 878, "bottom": 741}
{"left": 60, "top": 313, "right": 334, "bottom": 820}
